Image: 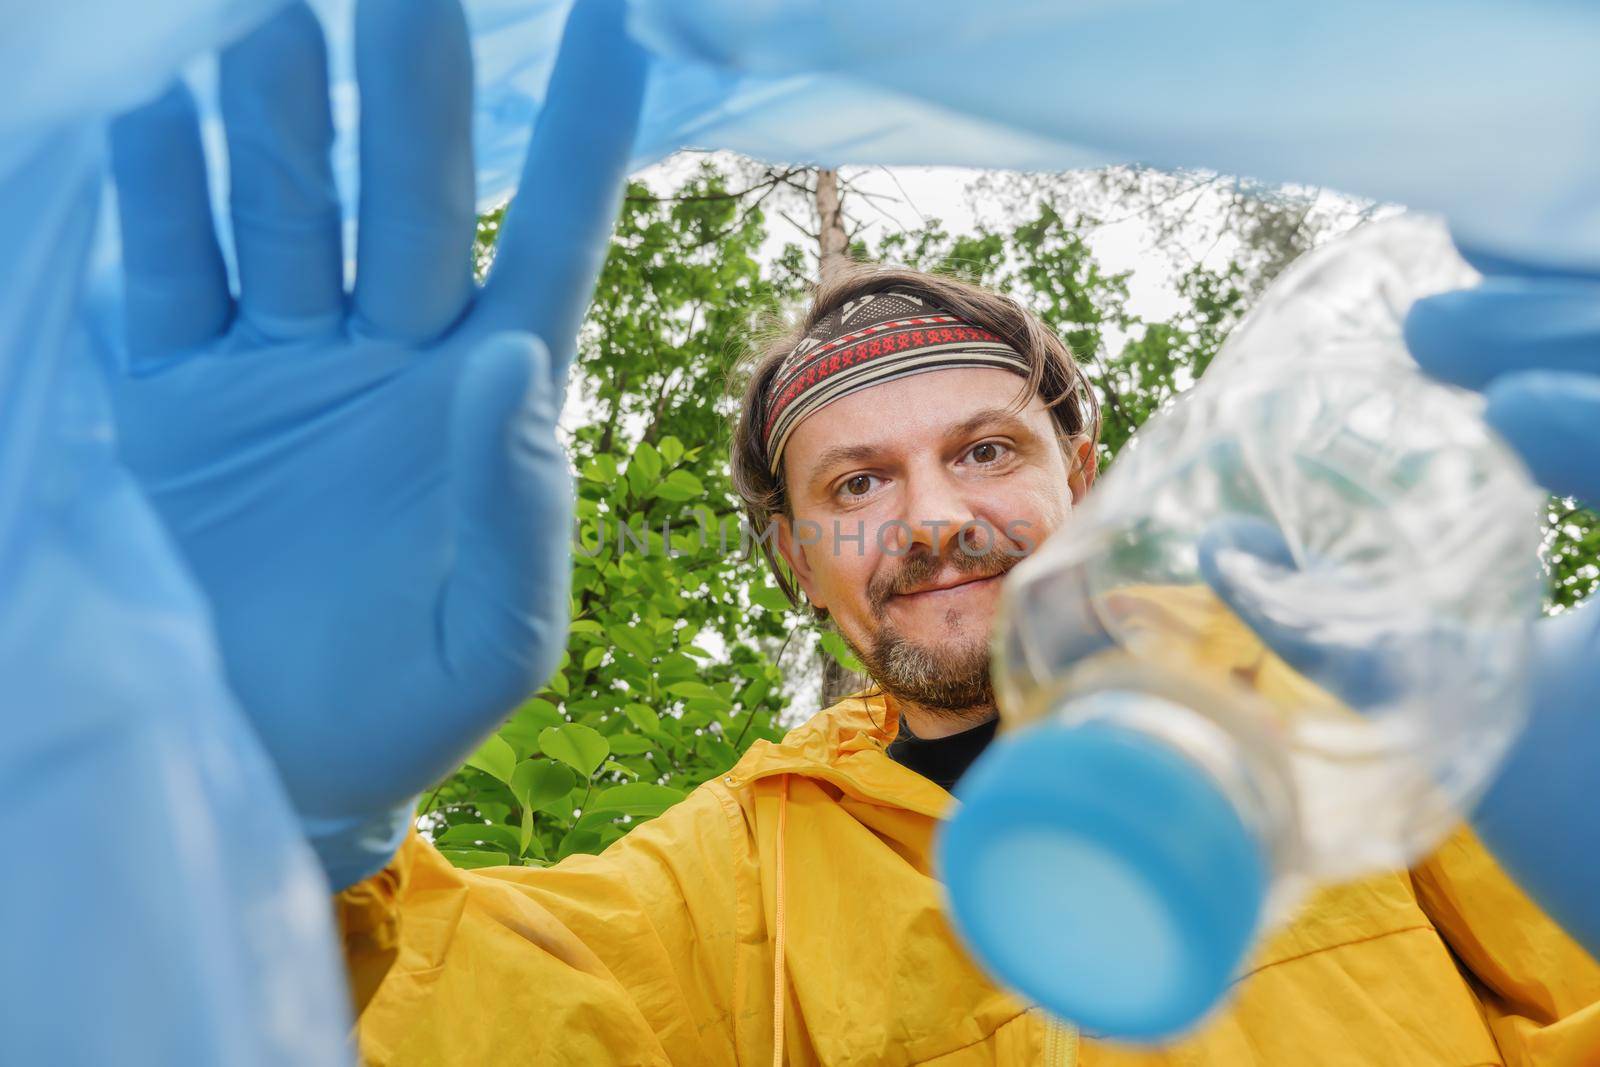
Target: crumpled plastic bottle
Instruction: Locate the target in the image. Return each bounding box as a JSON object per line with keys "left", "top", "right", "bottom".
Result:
{"left": 937, "top": 216, "right": 1545, "bottom": 1041}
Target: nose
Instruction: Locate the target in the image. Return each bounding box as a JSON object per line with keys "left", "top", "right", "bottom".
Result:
{"left": 887, "top": 462, "right": 979, "bottom": 559}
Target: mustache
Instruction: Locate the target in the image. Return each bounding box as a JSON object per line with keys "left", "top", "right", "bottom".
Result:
{"left": 868, "top": 545, "right": 1019, "bottom": 613}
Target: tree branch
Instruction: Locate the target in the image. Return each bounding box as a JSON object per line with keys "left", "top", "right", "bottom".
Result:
{"left": 626, "top": 166, "right": 804, "bottom": 204}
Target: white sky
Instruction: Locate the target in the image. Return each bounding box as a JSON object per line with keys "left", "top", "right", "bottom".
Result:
{"left": 808, "top": 164, "right": 1195, "bottom": 321}
{"left": 633, "top": 156, "right": 1201, "bottom": 325}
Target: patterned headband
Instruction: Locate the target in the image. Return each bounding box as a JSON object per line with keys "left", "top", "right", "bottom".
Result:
{"left": 763, "top": 288, "right": 1032, "bottom": 476}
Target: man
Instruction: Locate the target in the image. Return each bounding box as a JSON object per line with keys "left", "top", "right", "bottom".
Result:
{"left": 337, "top": 265, "right": 1600, "bottom": 1064}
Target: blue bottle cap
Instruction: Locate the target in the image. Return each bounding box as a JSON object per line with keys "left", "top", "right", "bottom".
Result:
{"left": 938, "top": 715, "right": 1268, "bottom": 1040}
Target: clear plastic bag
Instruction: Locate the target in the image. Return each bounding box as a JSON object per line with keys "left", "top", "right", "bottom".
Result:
{"left": 124, "top": 1, "right": 1600, "bottom": 271}
{"left": 625, "top": 0, "right": 1600, "bottom": 272}
{"left": 2, "top": 6, "right": 351, "bottom": 1064}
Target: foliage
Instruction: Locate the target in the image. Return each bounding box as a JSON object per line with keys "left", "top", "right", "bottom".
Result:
{"left": 429, "top": 160, "right": 1599, "bottom": 869}
{"left": 423, "top": 163, "right": 810, "bottom": 866}
{"left": 1546, "top": 503, "right": 1600, "bottom": 612}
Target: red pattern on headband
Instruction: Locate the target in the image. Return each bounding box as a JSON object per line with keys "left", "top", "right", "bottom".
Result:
{"left": 761, "top": 289, "right": 1032, "bottom": 476}
{"left": 764, "top": 317, "right": 1005, "bottom": 441}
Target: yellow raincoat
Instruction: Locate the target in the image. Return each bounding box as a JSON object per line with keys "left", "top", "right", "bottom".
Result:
{"left": 340, "top": 592, "right": 1600, "bottom": 1066}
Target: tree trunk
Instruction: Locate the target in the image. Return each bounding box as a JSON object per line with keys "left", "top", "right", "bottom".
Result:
{"left": 815, "top": 169, "right": 849, "bottom": 282}
{"left": 812, "top": 168, "right": 871, "bottom": 706}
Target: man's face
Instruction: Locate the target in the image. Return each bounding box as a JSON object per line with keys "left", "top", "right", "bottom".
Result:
{"left": 776, "top": 367, "right": 1095, "bottom": 714}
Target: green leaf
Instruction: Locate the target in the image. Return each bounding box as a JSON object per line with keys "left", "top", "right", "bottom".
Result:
{"left": 820, "top": 630, "right": 866, "bottom": 673}
{"left": 631, "top": 441, "right": 663, "bottom": 483}
{"left": 511, "top": 759, "right": 578, "bottom": 813}
{"left": 608, "top": 624, "right": 657, "bottom": 662}
{"left": 501, "top": 698, "right": 565, "bottom": 756}
{"left": 464, "top": 734, "right": 516, "bottom": 784}
{"left": 436, "top": 822, "right": 521, "bottom": 856}
{"left": 699, "top": 736, "right": 738, "bottom": 771}
{"left": 439, "top": 849, "right": 510, "bottom": 870}
{"left": 626, "top": 460, "right": 651, "bottom": 499}
{"left": 539, "top": 723, "right": 611, "bottom": 778}
{"left": 613, "top": 755, "right": 659, "bottom": 779}
{"left": 685, "top": 694, "right": 733, "bottom": 715}
{"left": 557, "top": 827, "right": 602, "bottom": 861}
{"left": 601, "top": 759, "right": 641, "bottom": 781}
{"left": 516, "top": 697, "right": 564, "bottom": 729}
{"left": 581, "top": 453, "right": 619, "bottom": 483}
{"left": 666, "top": 680, "right": 719, "bottom": 701}
{"left": 590, "top": 783, "right": 688, "bottom": 818}
{"left": 738, "top": 676, "right": 772, "bottom": 708}
{"left": 582, "top": 645, "right": 607, "bottom": 670}
{"left": 568, "top": 619, "right": 604, "bottom": 636}
{"left": 518, "top": 808, "right": 547, "bottom": 859}
{"left": 622, "top": 702, "right": 660, "bottom": 734}
{"left": 652, "top": 469, "right": 704, "bottom": 503}
{"left": 607, "top": 733, "right": 654, "bottom": 755}
{"left": 655, "top": 651, "right": 699, "bottom": 684}
{"left": 573, "top": 809, "right": 620, "bottom": 833}
{"left": 749, "top": 583, "right": 792, "bottom": 613}
{"left": 658, "top": 435, "right": 685, "bottom": 467}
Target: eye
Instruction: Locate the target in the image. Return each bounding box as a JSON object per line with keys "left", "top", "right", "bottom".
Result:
{"left": 966, "top": 440, "right": 1011, "bottom": 466}
{"left": 841, "top": 473, "right": 879, "bottom": 498}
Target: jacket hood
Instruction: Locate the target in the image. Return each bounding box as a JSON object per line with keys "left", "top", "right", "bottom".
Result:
{"left": 723, "top": 687, "right": 959, "bottom": 820}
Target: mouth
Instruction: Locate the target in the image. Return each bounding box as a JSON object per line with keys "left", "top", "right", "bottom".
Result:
{"left": 893, "top": 573, "right": 1003, "bottom": 603}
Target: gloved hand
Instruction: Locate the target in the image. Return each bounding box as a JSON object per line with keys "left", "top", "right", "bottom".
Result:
{"left": 108, "top": 0, "right": 646, "bottom": 889}
{"left": 1196, "top": 516, "right": 1412, "bottom": 710}
{"left": 1405, "top": 259, "right": 1600, "bottom": 958}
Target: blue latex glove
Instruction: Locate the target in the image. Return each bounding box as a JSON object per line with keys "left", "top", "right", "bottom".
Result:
{"left": 1406, "top": 261, "right": 1600, "bottom": 958}
{"left": 1196, "top": 517, "right": 1414, "bottom": 710}
{"left": 108, "top": 0, "right": 646, "bottom": 889}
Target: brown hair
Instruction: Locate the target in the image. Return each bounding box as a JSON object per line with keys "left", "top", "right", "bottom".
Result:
{"left": 729, "top": 261, "right": 1101, "bottom": 613}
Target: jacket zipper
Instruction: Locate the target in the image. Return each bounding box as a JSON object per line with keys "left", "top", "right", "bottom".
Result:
{"left": 1043, "top": 1016, "right": 1077, "bottom": 1067}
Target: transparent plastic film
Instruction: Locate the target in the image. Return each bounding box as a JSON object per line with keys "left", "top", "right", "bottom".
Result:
{"left": 625, "top": 0, "right": 1600, "bottom": 272}
{"left": 995, "top": 216, "right": 1544, "bottom": 888}
{"left": 90, "top": 1, "right": 1600, "bottom": 287}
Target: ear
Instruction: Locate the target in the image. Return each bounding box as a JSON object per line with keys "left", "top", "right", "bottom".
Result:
{"left": 775, "top": 513, "right": 828, "bottom": 613}
{"left": 1066, "top": 434, "right": 1098, "bottom": 503}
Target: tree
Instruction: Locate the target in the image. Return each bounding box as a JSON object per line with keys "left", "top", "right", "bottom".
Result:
{"left": 808, "top": 168, "right": 872, "bottom": 703}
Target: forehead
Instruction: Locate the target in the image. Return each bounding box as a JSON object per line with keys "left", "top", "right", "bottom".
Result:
{"left": 780, "top": 366, "right": 1050, "bottom": 478}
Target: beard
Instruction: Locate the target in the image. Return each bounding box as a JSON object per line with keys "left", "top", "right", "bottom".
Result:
{"left": 840, "top": 543, "right": 1021, "bottom": 715}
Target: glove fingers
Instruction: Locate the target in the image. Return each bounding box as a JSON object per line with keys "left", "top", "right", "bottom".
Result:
{"left": 474, "top": 0, "right": 648, "bottom": 384}
{"left": 440, "top": 332, "right": 572, "bottom": 710}
{"left": 350, "top": 0, "right": 476, "bottom": 344}
{"left": 219, "top": 2, "right": 344, "bottom": 340}
{"left": 1484, "top": 370, "right": 1600, "bottom": 508}
{"left": 110, "top": 81, "right": 234, "bottom": 366}
{"left": 1405, "top": 277, "right": 1600, "bottom": 391}
{"left": 1472, "top": 603, "right": 1600, "bottom": 956}
{"left": 1197, "top": 516, "right": 1401, "bottom": 709}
